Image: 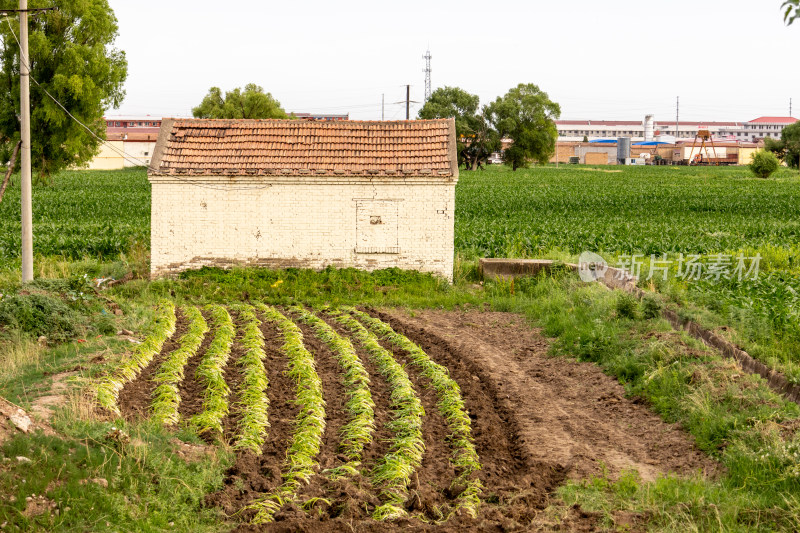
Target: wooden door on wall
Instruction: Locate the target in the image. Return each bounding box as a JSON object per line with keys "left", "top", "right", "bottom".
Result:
{"left": 355, "top": 199, "right": 400, "bottom": 254}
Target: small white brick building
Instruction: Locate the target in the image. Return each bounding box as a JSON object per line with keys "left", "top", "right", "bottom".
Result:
{"left": 148, "top": 118, "right": 458, "bottom": 280}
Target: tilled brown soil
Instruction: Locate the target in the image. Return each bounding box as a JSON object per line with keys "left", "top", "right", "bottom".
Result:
{"left": 377, "top": 308, "right": 719, "bottom": 483}
{"left": 115, "top": 306, "right": 719, "bottom": 532}
{"left": 117, "top": 308, "right": 188, "bottom": 419}
{"left": 178, "top": 310, "right": 216, "bottom": 423}
{"left": 209, "top": 317, "right": 300, "bottom": 519}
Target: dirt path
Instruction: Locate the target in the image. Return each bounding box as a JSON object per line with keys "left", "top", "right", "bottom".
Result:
{"left": 378, "top": 308, "right": 719, "bottom": 483}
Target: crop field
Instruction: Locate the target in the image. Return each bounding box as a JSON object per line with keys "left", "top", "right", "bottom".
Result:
{"left": 1, "top": 164, "right": 798, "bottom": 379}
{"left": 102, "top": 302, "right": 491, "bottom": 527}
{"left": 457, "top": 164, "right": 800, "bottom": 381}
{"left": 457, "top": 165, "right": 800, "bottom": 258}
{"left": 1, "top": 164, "right": 798, "bottom": 380}
{"left": 83, "top": 299, "right": 726, "bottom": 531}
{"left": 1, "top": 164, "right": 800, "bottom": 530}
{"left": 0, "top": 168, "right": 149, "bottom": 263}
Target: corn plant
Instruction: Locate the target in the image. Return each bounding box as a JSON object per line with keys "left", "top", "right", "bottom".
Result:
{"left": 347, "top": 307, "right": 484, "bottom": 519}
{"left": 291, "top": 305, "right": 375, "bottom": 476}
{"left": 189, "top": 305, "right": 235, "bottom": 436}
{"left": 247, "top": 304, "right": 326, "bottom": 524}
{"left": 232, "top": 304, "right": 270, "bottom": 454}
{"left": 150, "top": 306, "right": 209, "bottom": 426}
{"left": 329, "top": 308, "right": 424, "bottom": 521}
{"left": 96, "top": 300, "right": 177, "bottom": 415}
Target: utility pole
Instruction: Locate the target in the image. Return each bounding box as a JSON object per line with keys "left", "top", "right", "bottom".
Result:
{"left": 675, "top": 96, "right": 680, "bottom": 140}
{"left": 423, "top": 49, "right": 432, "bottom": 102}
{"left": 791, "top": 98, "right": 793, "bottom": 117}
{"left": 19, "top": 0, "right": 33, "bottom": 282}
{"left": 406, "top": 85, "right": 410, "bottom": 120}
{"left": 0, "top": 3, "right": 53, "bottom": 282}
{"left": 381, "top": 94, "right": 384, "bottom": 121}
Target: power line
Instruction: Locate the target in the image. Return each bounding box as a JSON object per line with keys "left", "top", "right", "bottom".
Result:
{"left": 3, "top": 17, "right": 271, "bottom": 191}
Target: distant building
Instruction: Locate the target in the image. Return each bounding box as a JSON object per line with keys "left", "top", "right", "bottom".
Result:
{"left": 557, "top": 116, "right": 798, "bottom": 143}
{"left": 740, "top": 117, "right": 798, "bottom": 142}
{"left": 556, "top": 119, "right": 743, "bottom": 142}
{"left": 83, "top": 116, "right": 163, "bottom": 169}
{"left": 291, "top": 113, "right": 349, "bottom": 121}
{"left": 105, "top": 116, "right": 163, "bottom": 130}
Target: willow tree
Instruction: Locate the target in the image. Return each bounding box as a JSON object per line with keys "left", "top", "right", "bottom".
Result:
{"left": 418, "top": 86, "right": 498, "bottom": 170}
{"left": 485, "top": 83, "right": 560, "bottom": 171}
{"left": 192, "top": 84, "right": 287, "bottom": 119}
{"left": 0, "top": 0, "right": 128, "bottom": 181}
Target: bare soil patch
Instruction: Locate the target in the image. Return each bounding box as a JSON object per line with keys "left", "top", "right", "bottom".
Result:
{"left": 378, "top": 308, "right": 718, "bottom": 483}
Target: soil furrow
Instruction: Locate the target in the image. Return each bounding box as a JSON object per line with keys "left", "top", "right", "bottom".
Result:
{"left": 292, "top": 318, "right": 348, "bottom": 472}
{"left": 322, "top": 314, "right": 395, "bottom": 472}
{"left": 118, "top": 307, "right": 188, "bottom": 420}
{"left": 176, "top": 310, "right": 215, "bottom": 422}
{"left": 206, "top": 310, "right": 300, "bottom": 520}
{"left": 370, "top": 309, "right": 562, "bottom": 523}
{"left": 371, "top": 332, "right": 458, "bottom": 519}
{"left": 378, "top": 309, "right": 718, "bottom": 484}
{"left": 222, "top": 309, "right": 247, "bottom": 443}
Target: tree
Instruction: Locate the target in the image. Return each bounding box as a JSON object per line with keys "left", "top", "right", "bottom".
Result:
{"left": 484, "top": 83, "right": 561, "bottom": 170}
{"left": 192, "top": 84, "right": 287, "bottom": 119}
{"left": 765, "top": 122, "right": 800, "bottom": 169}
{"left": 749, "top": 150, "right": 780, "bottom": 179}
{"left": 0, "top": 0, "right": 128, "bottom": 181}
{"left": 418, "top": 86, "right": 497, "bottom": 170}
{"left": 783, "top": 0, "right": 799, "bottom": 24}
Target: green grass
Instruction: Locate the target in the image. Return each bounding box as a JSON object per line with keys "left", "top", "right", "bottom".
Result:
{"left": 0, "top": 419, "right": 231, "bottom": 531}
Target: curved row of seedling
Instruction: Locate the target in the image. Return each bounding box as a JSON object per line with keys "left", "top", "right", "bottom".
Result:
{"left": 347, "top": 307, "right": 483, "bottom": 519}
{"left": 329, "top": 309, "right": 425, "bottom": 521}
{"left": 291, "top": 305, "right": 375, "bottom": 478}
{"left": 151, "top": 306, "right": 209, "bottom": 426}
{"left": 232, "top": 305, "right": 270, "bottom": 454}
{"left": 96, "top": 300, "right": 177, "bottom": 414}
{"left": 189, "top": 305, "right": 235, "bottom": 436}
{"left": 248, "top": 304, "right": 326, "bottom": 524}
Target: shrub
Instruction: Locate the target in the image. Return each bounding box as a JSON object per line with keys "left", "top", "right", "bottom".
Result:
{"left": 615, "top": 292, "right": 639, "bottom": 320}
{"left": 749, "top": 150, "right": 780, "bottom": 179}
{"left": 640, "top": 294, "right": 664, "bottom": 320}
{"left": 0, "top": 293, "right": 79, "bottom": 341}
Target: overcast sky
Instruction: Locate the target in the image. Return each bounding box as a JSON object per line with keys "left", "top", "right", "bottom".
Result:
{"left": 106, "top": 0, "right": 798, "bottom": 123}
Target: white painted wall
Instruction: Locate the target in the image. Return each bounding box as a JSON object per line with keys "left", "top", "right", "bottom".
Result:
{"left": 149, "top": 175, "right": 456, "bottom": 281}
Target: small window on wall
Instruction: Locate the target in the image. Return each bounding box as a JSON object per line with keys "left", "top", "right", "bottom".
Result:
{"left": 355, "top": 199, "right": 400, "bottom": 254}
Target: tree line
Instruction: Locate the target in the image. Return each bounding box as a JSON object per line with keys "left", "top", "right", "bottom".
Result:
{"left": 0, "top": 1, "right": 794, "bottom": 181}
{"left": 418, "top": 84, "right": 560, "bottom": 171}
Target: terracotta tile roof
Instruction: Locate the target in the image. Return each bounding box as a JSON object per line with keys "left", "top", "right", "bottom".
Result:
{"left": 747, "top": 116, "right": 798, "bottom": 124}
{"left": 150, "top": 118, "right": 456, "bottom": 177}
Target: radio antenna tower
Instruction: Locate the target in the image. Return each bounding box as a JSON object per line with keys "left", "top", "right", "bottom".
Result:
{"left": 423, "top": 49, "right": 432, "bottom": 101}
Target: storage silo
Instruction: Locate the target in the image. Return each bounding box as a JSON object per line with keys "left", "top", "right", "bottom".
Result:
{"left": 617, "top": 137, "right": 631, "bottom": 164}
{"left": 644, "top": 115, "right": 655, "bottom": 142}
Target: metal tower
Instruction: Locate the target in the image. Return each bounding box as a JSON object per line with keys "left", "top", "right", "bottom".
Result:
{"left": 423, "top": 49, "right": 432, "bottom": 101}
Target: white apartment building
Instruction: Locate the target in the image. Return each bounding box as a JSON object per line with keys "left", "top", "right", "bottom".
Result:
{"left": 557, "top": 116, "right": 797, "bottom": 142}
